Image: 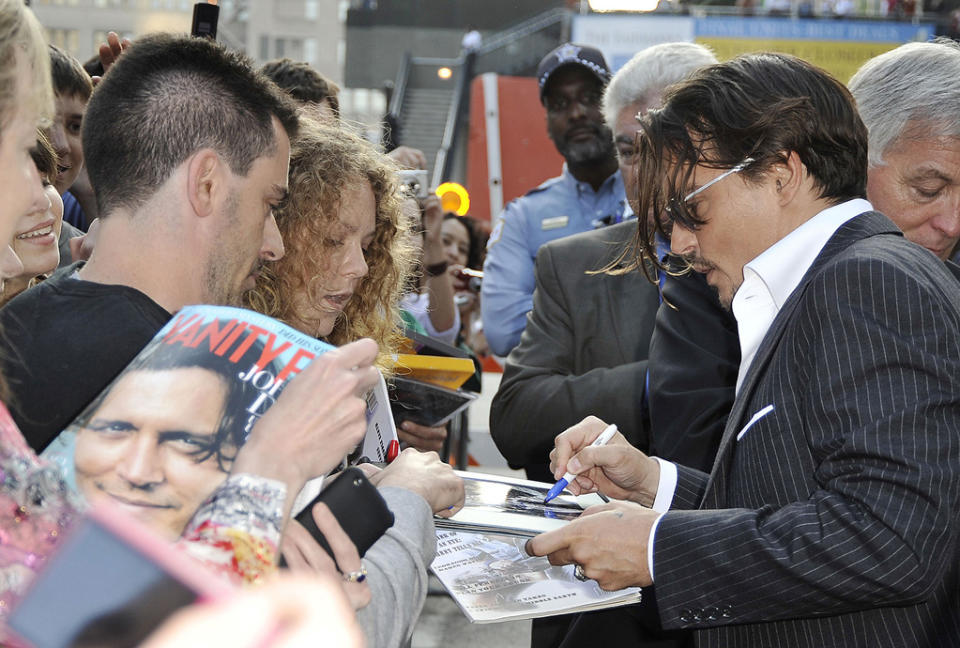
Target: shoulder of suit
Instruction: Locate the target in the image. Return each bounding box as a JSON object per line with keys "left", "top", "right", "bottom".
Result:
{"left": 542, "top": 219, "right": 637, "bottom": 252}
{"left": 538, "top": 221, "right": 640, "bottom": 271}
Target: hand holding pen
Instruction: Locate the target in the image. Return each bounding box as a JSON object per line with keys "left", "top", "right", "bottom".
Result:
{"left": 544, "top": 424, "right": 619, "bottom": 503}
{"left": 546, "top": 416, "right": 662, "bottom": 508}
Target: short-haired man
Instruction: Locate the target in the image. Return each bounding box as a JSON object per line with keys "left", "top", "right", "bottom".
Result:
{"left": 481, "top": 43, "right": 627, "bottom": 356}
{"left": 849, "top": 38, "right": 960, "bottom": 265}
{"left": 2, "top": 33, "right": 297, "bottom": 449}
{"left": 528, "top": 53, "right": 960, "bottom": 646}
{"left": 0, "top": 34, "right": 462, "bottom": 647}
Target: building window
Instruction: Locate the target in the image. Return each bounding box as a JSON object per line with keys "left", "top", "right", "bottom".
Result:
{"left": 275, "top": 38, "right": 285, "bottom": 58}
{"left": 47, "top": 28, "right": 79, "bottom": 57}
{"left": 259, "top": 35, "right": 269, "bottom": 61}
{"left": 304, "top": 38, "right": 317, "bottom": 65}
{"left": 306, "top": 0, "right": 318, "bottom": 19}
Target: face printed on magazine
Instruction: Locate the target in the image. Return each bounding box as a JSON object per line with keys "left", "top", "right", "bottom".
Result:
{"left": 48, "top": 309, "right": 328, "bottom": 540}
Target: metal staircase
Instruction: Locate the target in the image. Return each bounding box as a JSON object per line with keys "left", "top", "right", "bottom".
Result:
{"left": 388, "top": 8, "right": 571, "bottom": 184}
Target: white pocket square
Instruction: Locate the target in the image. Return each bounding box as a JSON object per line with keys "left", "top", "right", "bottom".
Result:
{"left": 736, "top": 404, "right": 775, "bottom": 441}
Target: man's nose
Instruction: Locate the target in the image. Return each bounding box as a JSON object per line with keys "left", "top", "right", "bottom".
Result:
{"left": 261, "top": 213, "right": 285, "bottom": 261}
{"left": 670, "top": 223, "right": 698, "bottom": 258}
{"left": 567, "top": 97, "right": 588, "bottom": 120}
{"left": 49, "top": 123, "right": 69, "bottom": 155}
{"left": 117, "top": 435, "right": 164, "bottom": 487}
{"left": 931, "top": 197, "right": 960, "bottom": 241}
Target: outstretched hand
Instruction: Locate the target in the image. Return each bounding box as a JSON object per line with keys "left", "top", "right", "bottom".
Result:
{"left": 373, "top": 448, "right": 465, "bottom": 516}
{"left": 91, "top": 31, "right": 132, "bottom": 85}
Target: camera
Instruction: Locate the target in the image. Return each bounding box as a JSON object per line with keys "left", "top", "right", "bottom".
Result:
{"left": 398, "top": 169, "right": 429, "bottom": 200}
{"left": 457, "top": 268, "right": 483, "bottom": 293}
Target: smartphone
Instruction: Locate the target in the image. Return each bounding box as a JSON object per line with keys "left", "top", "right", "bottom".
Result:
{"left": 289, "top": 467, "right": 395, "bottom": 563}
{"left": 7, "top": 503, "right": 228, "bottom": 648}
{"left": 190, "top": 2, "right": 220, "bottom": 40}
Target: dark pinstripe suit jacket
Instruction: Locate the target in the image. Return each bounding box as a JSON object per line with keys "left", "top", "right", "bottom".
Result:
{"left": 652, "top": 211, "right": 960, "bottom": 647}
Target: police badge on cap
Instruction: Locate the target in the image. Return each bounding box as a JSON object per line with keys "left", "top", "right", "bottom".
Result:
{"left": 537, "top": 43, "right": 612, "bottom": 101}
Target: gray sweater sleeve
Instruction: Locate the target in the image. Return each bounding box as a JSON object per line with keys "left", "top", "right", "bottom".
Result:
{"left": 356, "top": 486, "right": 436, "bottom": 648}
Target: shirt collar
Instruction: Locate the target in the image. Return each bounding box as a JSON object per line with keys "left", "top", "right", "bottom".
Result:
{"left": 561, "top": 163, "right": 623, "bottom": 196}
{"left": 742, "top": 198, "right": 872, "bottom": 310}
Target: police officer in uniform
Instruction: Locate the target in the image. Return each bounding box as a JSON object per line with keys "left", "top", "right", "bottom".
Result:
{"left": 481, "top": 43, "right": 628, "bottom": 357}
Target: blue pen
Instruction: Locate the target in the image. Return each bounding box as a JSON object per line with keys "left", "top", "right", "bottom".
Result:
{"left": 543, "top": 424, "right": 619, "bottom": 504}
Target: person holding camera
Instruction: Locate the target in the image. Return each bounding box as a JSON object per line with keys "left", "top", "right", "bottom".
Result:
{"left": 441, "top": 212, "right": 489, "bottom": 357}
{"left": 400, "top": 191, "right": 461, "bottom": 347}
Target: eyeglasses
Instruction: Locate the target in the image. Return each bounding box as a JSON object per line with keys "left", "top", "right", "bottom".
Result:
{"left": 544, "top": 89, "right": 602, "bottom": 114}
{"left": 665, "top": 157, "right": 755, "bottom": 230}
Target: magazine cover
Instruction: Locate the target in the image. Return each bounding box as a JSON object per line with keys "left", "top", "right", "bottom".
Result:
{"left": 43, "top": 304, "right": 396, "bottom": 540}
{"left": 431, "top": 530, "right": 642, "bottom": 623}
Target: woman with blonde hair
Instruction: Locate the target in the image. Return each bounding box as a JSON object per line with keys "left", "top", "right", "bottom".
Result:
{"left": 0, "top": 130, "right": 63, "bottom": 305}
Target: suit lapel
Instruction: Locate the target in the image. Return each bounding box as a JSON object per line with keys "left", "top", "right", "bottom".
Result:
{"left": 701, "top": 211, "right": 901, "bottom": 508}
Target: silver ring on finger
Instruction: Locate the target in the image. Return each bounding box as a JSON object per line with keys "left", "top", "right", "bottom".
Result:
{"left": 574, "top": 564, "right": 588, "bottom": 582}
{"left": 343, "top": 562, "right": 368, "bottom": 583}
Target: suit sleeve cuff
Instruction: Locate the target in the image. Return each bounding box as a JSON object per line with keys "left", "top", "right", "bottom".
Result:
{"left": 651, "top": 457, "right": 677, "bottom": 513}
{"left": 647, "top": 512, "right": 666, "bottom": 583}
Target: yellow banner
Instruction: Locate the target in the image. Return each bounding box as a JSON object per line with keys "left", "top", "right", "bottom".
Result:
{"left": 696, "top": 38, "right": 902, "bottom": 83}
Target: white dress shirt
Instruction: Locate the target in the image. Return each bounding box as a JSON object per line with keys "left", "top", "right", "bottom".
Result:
{"left": 646, "top": 198, "right": 873, "bottom": 581}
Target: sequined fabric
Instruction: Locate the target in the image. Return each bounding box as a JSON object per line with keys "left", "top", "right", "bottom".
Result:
{"left": 0, "top": 404, "right": 80, "bottom": 617}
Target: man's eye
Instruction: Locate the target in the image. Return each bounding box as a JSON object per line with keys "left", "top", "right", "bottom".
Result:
{"left": 913, "top": 185, "right": 944, "bottom": 200}
{"left": 87, "top": 420, "right": 134, "bottom": 436}
{"left": 162, "top": 432, "right": 215, "bottom": 456}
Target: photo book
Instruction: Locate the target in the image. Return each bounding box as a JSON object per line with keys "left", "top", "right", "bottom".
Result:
{"left": 431, "top": 472, "right": 643, "bottom": 623}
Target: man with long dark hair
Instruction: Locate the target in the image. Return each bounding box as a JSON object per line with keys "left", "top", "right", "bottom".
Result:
{"left": 528, "top": 53, "right": 960, "bottom": 647}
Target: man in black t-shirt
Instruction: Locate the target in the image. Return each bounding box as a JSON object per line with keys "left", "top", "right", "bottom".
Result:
{"left": 1, "top": 267, "right": 169, "bottom": 451}
{"left": 0, "top": 33, "right": 296, "bottom": 452}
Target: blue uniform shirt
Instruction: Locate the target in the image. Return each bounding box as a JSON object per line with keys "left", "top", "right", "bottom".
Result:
{"left": 61, "top": 191, "right": 88, "bottom": 232}
{"left": 481, "top": 164, "right": 627, "bottom": 356}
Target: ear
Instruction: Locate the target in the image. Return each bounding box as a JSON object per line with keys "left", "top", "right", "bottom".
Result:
{"left": 772, "top": 150, "right": 805, "bottom": 206}
{"left": 185, "top": 149, "right": 226, "bottom": 219}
